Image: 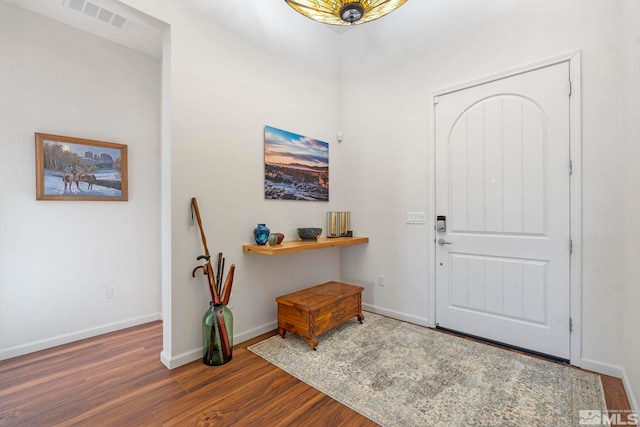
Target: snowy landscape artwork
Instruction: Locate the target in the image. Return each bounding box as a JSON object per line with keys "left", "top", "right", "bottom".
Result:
{"left": 35, "top": 133, "right": 128, "bottom": 201}
{"left": 264, "top": 125, "right": 329, "bottom": 201}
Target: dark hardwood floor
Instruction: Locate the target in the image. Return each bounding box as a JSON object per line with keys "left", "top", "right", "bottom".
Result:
{"left": 0, "top": 321, "right": 631, "bottom": 426}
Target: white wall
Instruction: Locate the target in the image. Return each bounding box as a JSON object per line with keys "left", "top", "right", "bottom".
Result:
{"left": 119, "top": 0, "right": 347, "bottom": 367}
{"left": 0, "top": 2, "right": 161, "bottom": 359}
{"left": 338, "top": 0, "right": 629, "bottom": 373}
{"left": 622, "top": 0, "right": 640, "bottom": 412}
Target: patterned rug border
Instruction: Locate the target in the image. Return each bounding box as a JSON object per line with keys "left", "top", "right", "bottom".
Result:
{"left": 250, "top": 334, "right": 388, "bottom": 425}
{"left": 248, "top": 312, "right": 606, "bottom": 427}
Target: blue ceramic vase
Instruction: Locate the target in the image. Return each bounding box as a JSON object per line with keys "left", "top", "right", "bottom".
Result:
{"left": 253, "top": 223, "right": 270, "bottom": 245}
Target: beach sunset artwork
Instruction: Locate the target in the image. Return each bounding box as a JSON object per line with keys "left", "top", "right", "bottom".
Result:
{"left": 264, "top": 125, "right": 329, "bottom": 201}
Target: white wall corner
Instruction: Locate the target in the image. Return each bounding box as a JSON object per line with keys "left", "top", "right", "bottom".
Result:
{"left": 160, "top": 348, "right": 202, "bottom": 370}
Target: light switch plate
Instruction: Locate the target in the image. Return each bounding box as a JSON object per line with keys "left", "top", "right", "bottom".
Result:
{"left": 406, "top": 212, "right": 426, "bottom": 224}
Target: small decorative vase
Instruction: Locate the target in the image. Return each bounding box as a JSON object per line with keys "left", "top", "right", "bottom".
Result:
{"left": 202, "top": 302, "right": 234, "bottom": 366}
{"left": 274, "top": 233, "right": 285, "bottom": 244}
{"left": 253, "top": 223, "right": 270, "bottom": 245}
{"left": 267, "top": 234, "right": 278, "bottom": 246}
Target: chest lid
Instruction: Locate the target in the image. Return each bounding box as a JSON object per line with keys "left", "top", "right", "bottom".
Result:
{"left": 276, "top": 281, "right": 363, "bottom": 309}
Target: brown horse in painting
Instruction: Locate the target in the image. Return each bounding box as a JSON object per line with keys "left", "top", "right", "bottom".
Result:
{"left": 62, "top": 173, "right": 96, "bottom": 191}
{"left": 62, "top": 173, "right": 79, "bottom": 191}
{"left": 78, "top": 173, "right": 96, "bottom": 190}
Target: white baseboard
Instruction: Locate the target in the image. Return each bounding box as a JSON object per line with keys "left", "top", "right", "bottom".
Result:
{"left": 581, "top": 358, "right": 624, "bottom": 378}
{"left": 160, "top": 350, "right": 173, "bottom": 369}
{"left": 235, "top": 320, "right": 278, "bottom": 344}
{"left": 582, "top": 359, "right": 640, "bottom": 413}
{"left": 0, "top": 313, "right": 162, "bottom": 362}
{"left": 362, "top": 303, "right": 430, "bottom": 327}
{"left": 160, "top": 348, "right": 202, "bottom": 370}
{"left": 160, "top": 320, "right": 278, "bottom": 370}
{"left": 622, "top": 368, "right": 639, "bottom": 413}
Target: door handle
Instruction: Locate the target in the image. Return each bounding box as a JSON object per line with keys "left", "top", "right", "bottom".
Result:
{"left": 437, "top": 238, "right": 452, "bottom": 245}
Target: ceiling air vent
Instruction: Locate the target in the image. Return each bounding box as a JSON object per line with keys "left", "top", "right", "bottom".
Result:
{"left": 110, "top": 14, "right": 127, "bottom": 29}
{"left": 96, "top": 8, "right": 113, "bottom": 23}
{"left": 68, "top": 0, "right": 84, "bottom": 12}
{"left": 63, "top": 0, "right": 129, "bottom": 30}
{"left": 83, "top": 2, "right": 99, "bottom": 18}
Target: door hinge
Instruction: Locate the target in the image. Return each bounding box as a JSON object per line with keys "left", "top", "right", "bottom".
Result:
{"left": 434, "top": 96, "right": 439, "bottom": 105}
{"left": 569, "top": 318, "right": 573, "bottom": 333}
{"left": 570, "top": 238, "right": 573, "bottom": 255}
{"left": 569, "top": 160, "right": 573, "bottom": 175}
{"left": 568, "top": 80, "right": 572, "bottom": 96}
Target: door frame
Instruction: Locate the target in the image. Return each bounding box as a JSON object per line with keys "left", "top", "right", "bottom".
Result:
{"left": 427, "top": 51, "right": 582, "bottom": 366}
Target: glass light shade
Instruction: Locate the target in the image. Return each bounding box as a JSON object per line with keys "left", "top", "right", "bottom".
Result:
{"left": 285, "top": 0, "right": 408, "bottom": 26}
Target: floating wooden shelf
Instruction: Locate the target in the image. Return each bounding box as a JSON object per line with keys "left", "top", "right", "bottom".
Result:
{"left": 242, "top": 236, "right": 369, "bottom": 256}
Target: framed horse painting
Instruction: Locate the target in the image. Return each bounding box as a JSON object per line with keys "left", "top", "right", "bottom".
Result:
{"left": 35, "top": 133, "right": 128, "bottom": 201}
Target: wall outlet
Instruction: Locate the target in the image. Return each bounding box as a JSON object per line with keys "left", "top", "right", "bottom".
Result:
{"left": 107, "top": 286, "right": 118, "bottom": 298}
{"left": 377, "top": 275, "right": 385, "bottom": 287}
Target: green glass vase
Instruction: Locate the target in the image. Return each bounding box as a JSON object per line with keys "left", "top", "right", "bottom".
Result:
{"left": 202, "top": 302, "right": 233, "bottom": 366}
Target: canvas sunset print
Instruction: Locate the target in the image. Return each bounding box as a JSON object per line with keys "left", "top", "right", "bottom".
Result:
{"left": 264, "top": 125, "right": 329, "bottom": 201}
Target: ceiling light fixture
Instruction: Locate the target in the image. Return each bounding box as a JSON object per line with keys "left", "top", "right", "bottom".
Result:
{"left": 285, "top": 0, "right": 408, "bottom": 26}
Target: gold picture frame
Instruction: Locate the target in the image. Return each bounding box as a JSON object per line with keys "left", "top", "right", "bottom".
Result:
{"left": 35, "top": 133, "right": 128, "bottom": 201}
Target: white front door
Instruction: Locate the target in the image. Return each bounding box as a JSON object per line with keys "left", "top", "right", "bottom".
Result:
{"left": 434, "top": 62, "right": 571, "bottom": 359}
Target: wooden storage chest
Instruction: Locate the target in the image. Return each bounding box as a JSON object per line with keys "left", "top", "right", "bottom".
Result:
{"left": 276, "top": 281, "right": 364, "bottom": 350}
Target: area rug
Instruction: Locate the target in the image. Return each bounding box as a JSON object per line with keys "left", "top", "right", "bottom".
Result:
{"left": 248, "top": 312, "right": 606, "bottom": 426}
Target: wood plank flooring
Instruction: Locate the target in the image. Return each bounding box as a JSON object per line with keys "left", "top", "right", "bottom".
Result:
{"left": 0, "top": 321, "right": 631, "bottom": 426}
